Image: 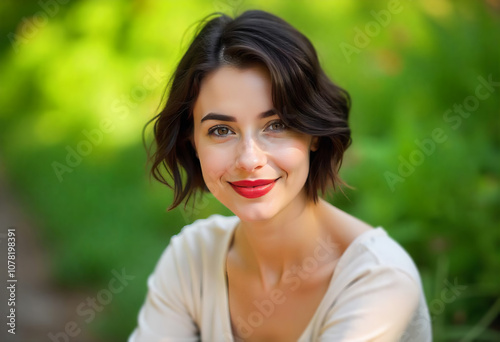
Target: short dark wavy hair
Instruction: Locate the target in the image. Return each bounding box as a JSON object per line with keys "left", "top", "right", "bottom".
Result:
{"left": 147, "top": 9, "right": 352, "bottom": 211}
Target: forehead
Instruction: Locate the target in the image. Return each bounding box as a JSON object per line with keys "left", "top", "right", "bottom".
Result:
{"left": 193, "top": 65, "right": 273, "bottom": 119}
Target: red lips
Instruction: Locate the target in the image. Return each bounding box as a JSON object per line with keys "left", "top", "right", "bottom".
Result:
{"left": 229, "top": 178, "right": 280, "bottom": 199}
{"left": 230, "top": 179, "right": 277, "bottom": 187}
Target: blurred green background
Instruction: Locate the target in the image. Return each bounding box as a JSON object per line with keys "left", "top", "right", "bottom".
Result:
{"left": 0, "top": 0, "right": 498, "bottom": 341}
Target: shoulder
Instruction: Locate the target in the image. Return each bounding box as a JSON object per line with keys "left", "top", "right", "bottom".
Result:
{"left": 154, "top": 214, "right": 239, "bottom": 273}
{"left": 320, "top": 201, "right": 421, "bottom": 283}
{"left": 172, "top": 213, "right": 239, "bottom": 247}
{"left": 337, "top": 227, "right": 423, "bottom": 286}
{"left": 332, "top": 227, "right": 428, "bottom": 323}
{"left": 162, "top": 214, "right": 239, "bottom": 262}
{"left": 320, "top": 228, "right": 431, "bottom": 340}
{"left": 148, "top": 214, "right": 239, "bottom": 304}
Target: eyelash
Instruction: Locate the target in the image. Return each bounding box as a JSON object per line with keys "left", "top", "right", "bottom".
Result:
{"left": 207, "top": 120, "right": 288, "bottom": 138}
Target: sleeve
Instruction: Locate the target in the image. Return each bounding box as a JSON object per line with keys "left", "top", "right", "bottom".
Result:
{"left": 128, "top": 239, "right": 200, "bottom": 342}
{"left": 319, "top": 267, "right": 421, "bottom": 342}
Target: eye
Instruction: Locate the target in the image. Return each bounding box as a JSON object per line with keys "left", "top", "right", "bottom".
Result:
{"left": 266, "top": 120, "right": 288, "bottom": 132}
{"left": 208, "top": 125, "right": 234, "bottom": 138}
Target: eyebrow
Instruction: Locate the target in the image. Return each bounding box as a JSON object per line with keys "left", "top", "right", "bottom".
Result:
{"left": 200, "top": 109, "right": 277, "bottom": 123}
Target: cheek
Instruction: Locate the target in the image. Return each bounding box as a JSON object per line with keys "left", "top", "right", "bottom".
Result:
{"left": 198, "top": 148, "right": 230, "bottom": 191}
{"left": 270, "top": 140, "right": 311, "bottom": 174}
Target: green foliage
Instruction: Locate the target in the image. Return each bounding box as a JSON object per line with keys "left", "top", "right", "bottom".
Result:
{"left": 0, "top": 0, "right": 498, "bottom": 341}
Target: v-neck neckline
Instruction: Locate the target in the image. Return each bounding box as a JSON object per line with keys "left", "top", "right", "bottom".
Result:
{"left": 219, "top": 217, "right": 385, "bottom": 341}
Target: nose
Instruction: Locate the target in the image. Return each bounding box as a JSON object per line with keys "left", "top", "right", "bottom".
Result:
{"left": 235, "top": 136, "right": 267, "bottom": 173}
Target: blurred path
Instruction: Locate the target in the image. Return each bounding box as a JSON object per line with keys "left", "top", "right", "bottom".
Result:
{"left": 0, "top": 161, "right": 99, "bottom": 342}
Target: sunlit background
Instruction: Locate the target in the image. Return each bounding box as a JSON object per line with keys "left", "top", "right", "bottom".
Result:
{"left": 0, "top": 0, "right": 499, "bottom": 341}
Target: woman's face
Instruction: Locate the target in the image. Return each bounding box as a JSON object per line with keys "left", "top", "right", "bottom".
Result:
{"left": 191, "top": 64, "right": 318, "bottom": 222}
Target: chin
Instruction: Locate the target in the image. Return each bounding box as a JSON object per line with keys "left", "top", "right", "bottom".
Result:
{"left": 230, "top": 203, "right": 279, "bottom": 222}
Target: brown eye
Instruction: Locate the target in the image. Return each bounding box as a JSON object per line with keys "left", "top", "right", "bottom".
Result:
{"left": 215, "top": 127, "right": 229, "bottom": 135}
{"left": 208, "top": 125, "right": 233, "bottom": 137}
{"left": 267, "top": 120, "right": 287, "bottom": 132}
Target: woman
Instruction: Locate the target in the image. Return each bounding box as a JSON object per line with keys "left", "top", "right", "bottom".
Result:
{"left": 129, "top": 9, "right": 432, "bottom": 342}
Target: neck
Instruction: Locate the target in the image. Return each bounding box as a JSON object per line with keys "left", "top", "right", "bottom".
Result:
{"left": 231, "top": 196, "right": 339, "bottom": 291}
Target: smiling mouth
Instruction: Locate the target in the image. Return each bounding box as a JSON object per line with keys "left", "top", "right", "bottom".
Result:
{"left": 229, "top": 177, "right": 280, "bottom": 187}
{"left": 228, "top": 178, "right": 280, "bottom": 199}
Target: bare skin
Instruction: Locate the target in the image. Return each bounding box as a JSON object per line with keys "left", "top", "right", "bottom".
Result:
{"left": 226, "top": 197, "right": 373, "bottom": 341}
{"left": 190, "top": 64, "right": 373, "bottom": 340}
